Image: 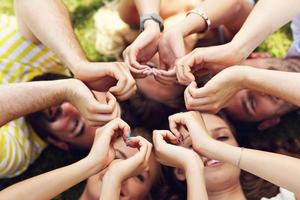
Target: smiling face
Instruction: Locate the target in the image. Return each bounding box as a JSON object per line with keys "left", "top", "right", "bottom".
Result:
{"left": 178, "top": 113, "right": 241, "bottom": 193}
{"left": 38, "top": 92, "right": 121, "bottom": 150}
{"left": 81, "top": 136, "right": 159, "bottom": 200}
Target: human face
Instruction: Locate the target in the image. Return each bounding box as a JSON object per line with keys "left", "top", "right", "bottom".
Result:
{"left": 225, "top": 58, "right": 294, "bottom": 122}
{"left": 225, "top": 89, "right": 291, "bottom": 122}
{"left": 83, "top": 137, "right": 159, "bottom": 200}
{"left": 201, "top": 114, "right": 240, "bottom": 192}
{"left": 136, "top": 75, "right": 184, "bottom": 107}
{"left": 42, "top": 102, "right": 97, "bottom": 149}
{"left": 179, "top": 114, "right": 240, "bottom": 192}
{"left": 41, "top": 93, "right": 121, "bottom": 149}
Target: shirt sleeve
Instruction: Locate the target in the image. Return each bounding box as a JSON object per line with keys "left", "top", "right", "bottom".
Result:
{"left": 0, "top": 124, "right": 30, "bottom": 178}
{"left": 261, "top": 188, "right": 295, "bottom": 200}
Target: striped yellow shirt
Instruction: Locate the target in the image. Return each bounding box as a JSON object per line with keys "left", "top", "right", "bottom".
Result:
{"left": 0, "top": 15, "right": 69, "bottom": 178}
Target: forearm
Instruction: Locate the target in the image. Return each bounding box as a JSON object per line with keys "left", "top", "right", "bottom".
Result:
{"left": 0, "top": 158, "right": 99, "bottom": 200}
{"left": 100, "top": 172, "right": 121, "bottom": 200}
{"left": 134, "top": 0, "right": 160, "bottom": 15}
{"left": 177, "top": 0, "right": 250, "bottom": 37}
{"left": 231, "top": 0, "right": 300, "bottom": 59}
{"left": 198, "top": 140, "right": 300, "bottom": 194}
{"left": 241, "top": 66, "right": 300, "bottom": 107}
{"left": 14, "top": 0, "right": 87, "bottom": 73}
{"left": 0, "top": 80, "right": 73, "bottom": 126}
{"left": 185, "top": 161, "right": 208, "bottom": 200}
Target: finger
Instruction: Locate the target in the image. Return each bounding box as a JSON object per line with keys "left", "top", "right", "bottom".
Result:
{"left": 104, "top": 118, "right": 131, "bottom": 138}
{"left": 182, "top": 64, "right": 195, "bottom": 84}
{"left": 188, "top": 82, "right": 214, "bottom": 99}
{"left": 159, "top": 69, "right": 176, "bottom": 78}
{"left": 185, "top": 87, "right": 214, "bottom": 110}
{"left": 109, "top": 77, "right": 127, "bottom": 95}
{"left": 168, "top": 114, "right": 184, "bottom": 140}
{"left": 115, "top": 85, "right": 137, "bottom": 101}
{"left": 129, "top": 49, "right": 147, "bottom": 70}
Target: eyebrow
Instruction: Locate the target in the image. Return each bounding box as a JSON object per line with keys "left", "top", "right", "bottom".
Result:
{"left": 115, "top": 149, "right": 127, "bottom": 159}
{"left": 211, "top": 127, "right": 229, "bottom": 132}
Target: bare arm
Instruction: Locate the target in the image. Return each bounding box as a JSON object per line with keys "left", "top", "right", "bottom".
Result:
{"left": 174, "top": 0, "right": 300, "bottom": 85}
{"left": 169, "top": 112, "right": 300, "bottom": 196}
{"left": 198, "top": 140, "right": 300, "bottom": 196}
{"left": 134, "top": 0, "right": 160, "bottom": 15}
{"left": 231, "top": 0, "right": 300, "bottom": 60}
{"left": 14, "top": 0, "right": 86, "bottom": 72}
{"left": 0, "top": 119, "right": 131, "bottom": 200}
{"left": 14, "top": 0, "right": 136, "bottom": 101}
{"left": 0, "top": 80, "right": 67, "bottom": 126}
{"left": 176, "top": 0, "right": 252, "bottom": 37}
{"left": 184, "top": 66, "right": 300, "bottom": 113}
{"left": 0, "top": 158, "right": 99, "bottom": 200}
{"left": 243, "top": 67, "right": 300, "bottom": 107}
{"left": 0, "top": 79, "right": 119, "bottom": 127}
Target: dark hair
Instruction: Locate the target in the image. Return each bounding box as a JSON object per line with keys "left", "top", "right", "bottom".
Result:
{"left": 121, "top": 91, "right": 182, "bottom": 132}
{"left": 26, "top": 73, "right": 71, "bottom": 142}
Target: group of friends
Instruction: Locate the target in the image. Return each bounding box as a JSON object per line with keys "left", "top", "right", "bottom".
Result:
{"left": 0, "top": 0, "right": 300, "bottom": 199}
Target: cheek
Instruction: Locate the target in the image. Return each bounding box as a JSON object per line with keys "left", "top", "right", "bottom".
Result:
{"left": 125, "top": 179, "right": 150, "bottom": 199}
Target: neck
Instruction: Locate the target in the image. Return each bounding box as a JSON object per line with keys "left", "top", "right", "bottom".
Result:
{"left": 208, "top": 182, "right": 246, "bottom": 200}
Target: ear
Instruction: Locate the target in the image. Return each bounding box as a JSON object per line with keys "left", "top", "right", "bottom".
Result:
{"left": 257, "top": 117, "right": 281, "bottom": 131}
{"left": 46, "top": 137, "right": 70, "bottom": 151}
{"left": 174, "top": 168, "right": 186, "bottom": 181}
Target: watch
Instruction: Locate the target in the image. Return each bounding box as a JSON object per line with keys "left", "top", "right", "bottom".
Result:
{"left": 139, "top": 13, "right": 164, "bottom": 32}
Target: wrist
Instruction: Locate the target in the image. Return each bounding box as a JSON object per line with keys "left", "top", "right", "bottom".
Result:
{"left": 229, "top": 39, "right": 251, "bottom": 63}
{"left": 183, "top": 11, "right": 208, "bottom": 36}
{"left": 64, "top": 79, "right": 84, "bottom": 102}
{"left": 144, "top": 20, "right": 161, "bottom": 34}
{"left": 80, "top": 157, "right": 104, "bottom": 177}
{"left": 64, "top": 55, "right": 88, "bottom": 75}
{"left": 184, "top": 153, "right": 204, "bottom": 172}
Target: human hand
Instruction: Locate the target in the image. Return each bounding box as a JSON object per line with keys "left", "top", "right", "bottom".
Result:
{"left": 65, "top": 79, "right": 120, "bottom": 126}
{"left": 73, "top": 61, "right": 136, "bottom": 101}
{"left": 153, "top": 130, "right": 203, "bottom": 169}
{"left": 168, "top": 111, "right": 212, "bottom": 154}
{"left": 123, "top": 21, "right": 161, "bottom": 78}
{"left": 158, "top": 27, "right": 186, "bottom": 70}
{"left": 105, "top": 136, "right": 153, "bottom": 183}
{"left": 174, "top": 42, "right": 246, "bottom": 85}
{"left": 85, "top": 118, "right": 131, "bottom": 174}
{"left": 184, "top": 66, "right": 246, "bottom": 113}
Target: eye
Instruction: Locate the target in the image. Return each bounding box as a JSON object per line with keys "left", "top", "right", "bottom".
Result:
{"left": 217, "top": 136, "right": 229, "bottom": 141}
{"left": 249, "top": 95, "right": 256, "bottom": 112}
{"left": 136, "top": 174, "right": 145, "bottom": 182}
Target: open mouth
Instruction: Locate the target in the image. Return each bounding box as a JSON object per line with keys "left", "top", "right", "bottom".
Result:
{"left": 69, "top": 119, "right": 85, "bottom": 138}
{"left": 204, "top": 159, "right": 222, "bottom": 167}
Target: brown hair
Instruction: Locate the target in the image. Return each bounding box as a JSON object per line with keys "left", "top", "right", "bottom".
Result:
{"left": 156, "top": 112, "right": 300, "bottom": 199}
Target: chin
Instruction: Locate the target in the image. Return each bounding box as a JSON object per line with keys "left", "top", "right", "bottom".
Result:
{"left": 204, "top": 164, "right": 240, "bottom": 192}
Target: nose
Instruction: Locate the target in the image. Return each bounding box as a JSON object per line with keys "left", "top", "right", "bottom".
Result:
{"left": 60, "top": 102, "right": 79, "bottom": 117}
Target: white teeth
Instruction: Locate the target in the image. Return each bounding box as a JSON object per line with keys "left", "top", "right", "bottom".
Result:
{"left": 206, "top": 159, "right": 220, "bottom": 166}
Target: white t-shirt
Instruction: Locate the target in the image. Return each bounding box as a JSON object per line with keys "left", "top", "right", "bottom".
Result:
{"left": 286, "top": 13, "right": 300, "bottom": 58}
{"left": 261, "top": 188, "right": 295, "bottom": 200}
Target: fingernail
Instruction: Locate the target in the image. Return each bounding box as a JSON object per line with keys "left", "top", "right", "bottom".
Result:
{"left": 127, "top": 132, "right": 132, "bottom": 140}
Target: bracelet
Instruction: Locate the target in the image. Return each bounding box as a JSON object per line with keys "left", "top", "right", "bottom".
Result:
{"left": 186, "top": 6, "right": 211, "bottom": 33}
{"left": 237, "top": 147, "right": 244, "bottom": 167}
